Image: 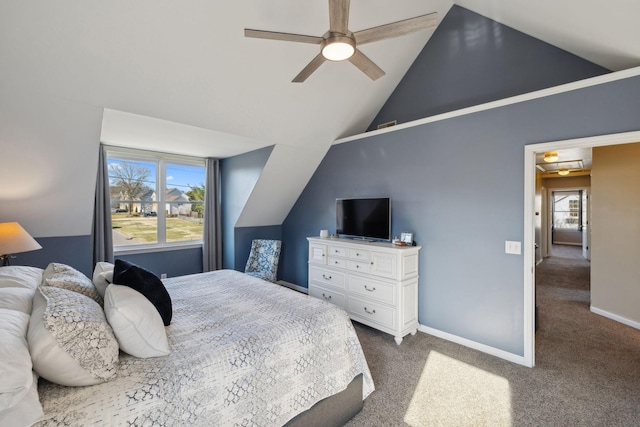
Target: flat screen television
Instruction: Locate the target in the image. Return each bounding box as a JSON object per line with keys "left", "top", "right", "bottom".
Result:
{"left": 336, "top": 197, "right": 391, "bottom": 241}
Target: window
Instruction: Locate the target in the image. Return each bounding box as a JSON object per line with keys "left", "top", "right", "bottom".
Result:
{"left": 107, "top": 148, "right": 206, "bottom": 249}
{"left": 552, "top": 190, "right": 583, "bottom": 231}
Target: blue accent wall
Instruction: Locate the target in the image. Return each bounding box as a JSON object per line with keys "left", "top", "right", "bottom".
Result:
{"left": 115, "top": 247, "right": 203, "bottom": 278}
{"left": 12, "top": 235, "right": 93, "bottom": 277}
{"left": 283, "top": 74, "right": 640, "bottom": 356}
{"left": 281, "top": 6, "right": 639, "bottom": 356}
{"left": 233, "top": 225, "right": 282, "bottom": 275}
{"left": 11, "top": 234, "right": 203, "bottom": 279}
{"left": 220, "top": 146, "right": 274, "bottom": 269}
{"left": 367, "top": 6, "right": 610, "bottom": 131}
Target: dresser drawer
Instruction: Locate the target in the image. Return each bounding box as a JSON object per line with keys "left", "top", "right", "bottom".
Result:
{"left": 310, "top": 284, "right": 346, "bottom": 309}
{"left": 348, "top": 260, "right": 371, "bottom": 274}
{"left": 348, "top": 296, "right": 395, "bottom": 330}
{"left": 309, "top": 267, "right": 345, "bottom": 288}
{"left": 327, "top": 256, "right": 348, "bottom": 269}
{"left": 349, "top": 248, "right": 370, "bottom": 261}
{"left": 328, "top": 245, "right": 348, "bottom": 257}
{"left": 348, "top": 276, "right": 395, "bottom": 305}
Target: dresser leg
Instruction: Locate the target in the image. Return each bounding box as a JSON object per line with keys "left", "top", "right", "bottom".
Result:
{"left": 394, "top": 336, "right": 403, "bottom": 345}
{"left": 411, "top": 329, "right": 417, "bottom": 336}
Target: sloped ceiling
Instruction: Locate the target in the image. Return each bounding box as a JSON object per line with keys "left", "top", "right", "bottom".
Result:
{"left": 3, "top": 0, "right": 638, "bottom": 160}
{"left": 456, "top": 0, "right": 640, "bottom": 73}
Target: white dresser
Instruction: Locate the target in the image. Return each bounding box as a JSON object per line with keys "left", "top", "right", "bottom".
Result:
{"left": 307, "top": 237, "right": 421, "bottom": 344}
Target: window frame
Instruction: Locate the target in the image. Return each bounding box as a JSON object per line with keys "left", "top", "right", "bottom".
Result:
{"left": 106, "top": 146, "right": 206, "bottom": 255}
{"left": 551, "top": 190, "right": 583, "bottom": 231}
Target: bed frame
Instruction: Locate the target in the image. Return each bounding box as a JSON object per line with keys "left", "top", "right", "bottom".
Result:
{"left": 285, "top": 374, "right": 363, "bottom": 427}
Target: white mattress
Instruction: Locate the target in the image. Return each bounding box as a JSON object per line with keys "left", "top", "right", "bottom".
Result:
{"left": 36, "top": 269, "right": 374, "bottom": 426}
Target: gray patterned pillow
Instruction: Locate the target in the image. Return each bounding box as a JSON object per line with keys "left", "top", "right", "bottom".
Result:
{"left": 42, "top": 263, "right": 103, "bottom": 305}
{"left": 28, "top": 286, "right": 119, "bottom": 386}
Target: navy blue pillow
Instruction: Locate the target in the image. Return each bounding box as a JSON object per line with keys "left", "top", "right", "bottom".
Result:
{"left": 112, "top": 259, "right": 172, "bottom": 326}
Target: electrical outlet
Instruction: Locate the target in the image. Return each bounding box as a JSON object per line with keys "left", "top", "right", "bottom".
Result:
{"left": 160, "top": 273, "right": 167, "bottom": 279}
{"left": 505, "top": 241, "right": 521, "bottom": 255}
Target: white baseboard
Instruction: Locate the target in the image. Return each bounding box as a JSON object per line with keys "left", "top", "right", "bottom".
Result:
{"left": 275, "top": 280, "right": 308, "bottom": 294}
{"left": 590, "top": 306, "right": 640, "bottom": 330}
{"left": 419, "top": 324, "right": 530, "bottom": 367}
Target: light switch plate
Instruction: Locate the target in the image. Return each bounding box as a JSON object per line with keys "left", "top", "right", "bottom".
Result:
{"left": 505, "top": 240, "right": 521, "bottom": 255}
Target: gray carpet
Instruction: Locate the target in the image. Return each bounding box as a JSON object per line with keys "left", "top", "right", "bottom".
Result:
{"left": 346, "top": 246, "right": 640, "bottom": 426}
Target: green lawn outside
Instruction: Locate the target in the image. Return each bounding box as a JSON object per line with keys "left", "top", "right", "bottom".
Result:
{"left": 112, "top": 213, "right": 203, "bottom": 243}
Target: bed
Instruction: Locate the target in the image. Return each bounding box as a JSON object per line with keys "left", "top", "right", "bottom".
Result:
{"left": 0, "top": 264, "right": 374, "bottom": 427}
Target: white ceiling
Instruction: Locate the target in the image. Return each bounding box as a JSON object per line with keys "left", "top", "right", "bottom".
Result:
{"left": 3, "top": 1, "right": 639, "bottom": 159}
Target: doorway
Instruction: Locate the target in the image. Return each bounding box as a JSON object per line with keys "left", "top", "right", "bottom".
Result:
{"left": 523, "top": 130, "right": 640, "bottom": 367}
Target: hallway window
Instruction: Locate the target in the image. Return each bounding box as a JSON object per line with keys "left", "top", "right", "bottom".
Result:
{"left": 552, "top": 190, "right": 582, "bottom": 230}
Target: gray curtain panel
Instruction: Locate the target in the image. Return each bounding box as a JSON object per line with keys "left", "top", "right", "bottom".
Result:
{"left": 92, "top": 144, "right": 114, "bottom": 266}
{"left": 203, "top": 158, "right": 222, "bottom": 272}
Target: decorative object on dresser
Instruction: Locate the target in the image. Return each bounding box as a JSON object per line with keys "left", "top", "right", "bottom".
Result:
{"left": 307, "top": 237, "right": 421, "bottom": 344}
{"left": 0, "top": 222, "right": 42, "bottom": 266}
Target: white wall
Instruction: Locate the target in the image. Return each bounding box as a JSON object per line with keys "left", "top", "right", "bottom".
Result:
{"left": 0, "top": 86, "right": 102, "bottom": 237}
{"left": 591, "top": 142, "right": 640, "bottom": 327}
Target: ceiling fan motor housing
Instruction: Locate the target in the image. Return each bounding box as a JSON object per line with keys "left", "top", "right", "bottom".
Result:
{"left": 321, "top": 32, "right": 356, "bottom": 61}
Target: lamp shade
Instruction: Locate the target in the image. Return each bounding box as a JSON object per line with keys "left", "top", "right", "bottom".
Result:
{"left": 0, "top": 222, "right": 42, "bottom": 263}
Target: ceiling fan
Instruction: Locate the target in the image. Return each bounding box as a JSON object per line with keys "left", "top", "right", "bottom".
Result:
{"left": 244, "top": 0, "right": 438, "bottom": 82}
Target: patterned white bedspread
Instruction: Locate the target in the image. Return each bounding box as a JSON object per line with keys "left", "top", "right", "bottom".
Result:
{"left": 36, "top": 270, "right": 374, "bottom": 426}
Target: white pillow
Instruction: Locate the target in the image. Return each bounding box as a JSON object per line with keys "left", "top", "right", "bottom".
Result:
{"left": 28, "top": 286, "right": 119, "bottom": 386}
{"left": 104, "top": 284, "right": 170, "bottom": 358}
{"left": 0, "top": 309, "right": 33, "bottom": 411}
{"left": 0, "top": 372, "right": 43, "bottom": 427}
{"left": 92, "top": 262, "right": 115, "bottom": 298}
{"left": 0, "top": 288, "right": 33, "bottom": 314}
{"left": 42, "top": 263, "right": 102, "bottom": 305}
{"left": 0, "top": 266, "right": 43, "bottom": 291}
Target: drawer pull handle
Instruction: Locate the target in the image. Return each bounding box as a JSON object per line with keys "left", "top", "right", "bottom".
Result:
{"left": 364, "top": 307, "right": 376, "bottom": 315}
{"left": 334, "top": 261, "right": 339, "bottom": 264}
{"left": 322, "top": 293, "right": 332, "bottom": 300}
{"left": 322, "top": 274, "right": 332, "bottom": 280}
{"left": 364, "top": 285, "right": 376, "bottom": 292}
{"left": 356, "top": 265, "right": 360, "bottom": 269}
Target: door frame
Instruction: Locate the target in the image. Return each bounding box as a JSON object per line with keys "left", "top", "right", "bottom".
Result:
{"left": 523, "top": 130, "right": 640, "bottom": 367}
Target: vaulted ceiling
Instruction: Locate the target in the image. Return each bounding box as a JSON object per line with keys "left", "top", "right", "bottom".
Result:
{"left": 2, "top": 0, "right": 639, "bottom": 159}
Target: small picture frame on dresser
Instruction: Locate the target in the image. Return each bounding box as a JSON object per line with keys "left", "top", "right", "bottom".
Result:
{"left": 400, "top": 232, "right": 413, "bottom": 245}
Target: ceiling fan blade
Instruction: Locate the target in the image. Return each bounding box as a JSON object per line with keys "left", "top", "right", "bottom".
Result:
{"left": 329, "top": 0, "right": 349, "bottom": 34}
{"left": 292, "top": 54, "right": 326, "bottom": 82}
{"left": 244, "top": 29, "right": 322, "bottom": 45}
{"left": 349, "top": 49, "right": 385, "bottom": 81}
{"left": 354, "top": 12, "right": 438, "bottom": 45}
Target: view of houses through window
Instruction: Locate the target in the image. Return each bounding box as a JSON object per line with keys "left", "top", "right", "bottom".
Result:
{"left": 107, "top": 149, "right": 206, "bottom": 247}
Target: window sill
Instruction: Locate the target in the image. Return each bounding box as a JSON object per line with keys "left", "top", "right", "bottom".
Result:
{"left": 114, "top": 242, "right": 203, "bottom": 256}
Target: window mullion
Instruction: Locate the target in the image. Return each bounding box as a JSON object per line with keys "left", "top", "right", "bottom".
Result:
{"left": 158, "top": 159, "right": 167, "bottom": 243}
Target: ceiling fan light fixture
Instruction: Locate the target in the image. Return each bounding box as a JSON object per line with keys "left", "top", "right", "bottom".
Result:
{"left": 321, "top": 35, "right": 355, "bottom": 61}
{"left": 543, "top": 151, "right": 559, "bottom": 163}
